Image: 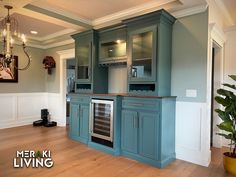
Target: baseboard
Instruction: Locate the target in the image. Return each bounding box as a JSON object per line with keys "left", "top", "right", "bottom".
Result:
{"left": 0, "top": 116, "right": 40, "bottom": 129}
{"left": 176, "top": 146, "right": 211, "bottom": 166}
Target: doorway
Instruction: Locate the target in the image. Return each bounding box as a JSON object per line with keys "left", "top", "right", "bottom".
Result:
{"left": 66, "top": 58, "right": 76, "bottom": 125}
{"left": 210, "top": 41, "right": 223, "bottom": 148}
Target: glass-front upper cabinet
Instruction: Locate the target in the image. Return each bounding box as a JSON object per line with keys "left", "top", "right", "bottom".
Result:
{"left": 99, "top": 26, "right": 127, "bottom": 65}
{"left": 100, "top": 40, "right": 126, "bottom": 60}
{"left": 129, "top": 26, "right": 157, "bottom": 82}
{"left": 76, "top": 40, "right": 91, "bottom": 82}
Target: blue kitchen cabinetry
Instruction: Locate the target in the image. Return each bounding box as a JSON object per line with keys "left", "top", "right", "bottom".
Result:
{"left": 121, "top": 96, "right": 176, "bottom": 168}
{"left": 71, "top": 30, "right": 108, "bottom": 93}
{"left": 88, "top": 95, "right": 122, "bottom": 156}
{"left": 69, "top": 94, "right": 90, "bottom": 144}
{"left": 123, "top": 9, "right": 176, "bottom": 96}
{"left": 98, "top": 25, "right": 127, "bottom": 66}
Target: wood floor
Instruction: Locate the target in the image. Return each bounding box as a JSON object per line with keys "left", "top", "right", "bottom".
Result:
{"left": 0, "top": 125, "right": 234, "bottom": 177}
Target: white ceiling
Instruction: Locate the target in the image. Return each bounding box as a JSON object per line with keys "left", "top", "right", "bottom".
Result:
{"left": 0, "top": 0, "right": 235, "bottom": 48}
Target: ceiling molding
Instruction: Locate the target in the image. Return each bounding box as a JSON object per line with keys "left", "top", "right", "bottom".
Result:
{"left": 56, "top": 49, "right": 75, "bottom": 57}
{"left": 27, "top": 29, "right": 77, "bottom": 41}
{"left": 172, "top": 4, "right": 208, "bottom": 18}
{"left": 15, "top": 8, "right": 81, "bottom": 30}
{"left": 24, "top": 4, "right": 92, "bottom": 29}
{"left": 44, "top": 39, "right": 74, "bottom": 49}
{"left": 209, "top": 23, "right": 226, "bottom": 46}
{"left": 224, "top": 25, "right": 236, "bottom": 33}
{"left": 92, "top": 0, "right": 177, "bottom": 28}
{"left": 24, "top": 38, "right": 74, "bottom": 49}
{"left": 214, "top": 0, "right": 234, "bottom": 26}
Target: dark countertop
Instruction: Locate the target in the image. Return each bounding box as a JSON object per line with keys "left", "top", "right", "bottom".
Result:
{"left": 69, "top": 93, "right": 176, "bottom": 99}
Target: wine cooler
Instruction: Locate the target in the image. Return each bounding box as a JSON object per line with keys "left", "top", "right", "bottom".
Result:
{"left": 90, "top": 99, "right": 114, "bottom": 143}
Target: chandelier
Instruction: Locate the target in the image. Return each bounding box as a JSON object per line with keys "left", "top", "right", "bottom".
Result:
{"left": 0, "top": 5, "right": 31, "bottom": 70}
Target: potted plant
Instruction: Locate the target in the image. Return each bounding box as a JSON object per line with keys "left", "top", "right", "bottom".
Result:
{"left": 215, "top": 75, "right": 236, "bottom": 175}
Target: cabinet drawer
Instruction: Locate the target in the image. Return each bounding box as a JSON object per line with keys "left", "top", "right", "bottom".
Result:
{"left": 122, "top": 98, "right": 159, "bottom": 111}
{"left": 70, "top": 95, "right": 90, "bottom": 104}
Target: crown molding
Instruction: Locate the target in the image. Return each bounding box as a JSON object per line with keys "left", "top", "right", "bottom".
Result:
{"left": 209, "top": 23, "right": 226, "bottom": 46}
{"left": 56, "top": 48, "right": 75, "bottom": 57}
{"left": 24, "top": 4, "right": 92, "bottom": 29}
{"left": 224, "top": 25, "right": 236, "bottom": 33}
{"left": 27, "top": 29, "right": 77, "bottom": 41}
{"left": 171, "top": 4, "right": 208, "bottom": 18}
{"left": 24, "top": 38, "right": 74, "bottom": 49}
{"left": 92, "top": 0, "right": 176, "bottom": 28}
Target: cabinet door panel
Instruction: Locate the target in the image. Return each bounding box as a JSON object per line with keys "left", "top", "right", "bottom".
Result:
{"left": 139, "top": 112, "right": 158, "bottom": 159}
{"left": 75, "top": 39, "right": 92, "bottom": 82}
{"left": 121, "top": 110, "right": 138, "bottom": 154}
{"left": 70, "top": 103, "right": 80, "bottom": 137}
{"left": 79, "top": 104, "right": 89, "bottom": 139}
{"left": 128, "top": 26, "right": 157, "bottom": 82}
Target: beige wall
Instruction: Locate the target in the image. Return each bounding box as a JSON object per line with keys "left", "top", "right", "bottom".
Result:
{"left": 44, "top": 43, "right": 75, "bottom": 93}
{"left": 0, "top": 44, "right": 46, "bottom": 93}
{"left": 225, "top": 30, "right": 236, "bottom": 83}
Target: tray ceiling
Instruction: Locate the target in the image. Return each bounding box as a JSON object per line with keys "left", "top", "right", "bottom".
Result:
{"left": 0, "top": 0, "right": 235, "bottom": 49}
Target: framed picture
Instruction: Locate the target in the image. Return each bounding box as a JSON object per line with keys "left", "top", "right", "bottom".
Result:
{"left": 0, "top": 54, "right": 18, "bottom": 83}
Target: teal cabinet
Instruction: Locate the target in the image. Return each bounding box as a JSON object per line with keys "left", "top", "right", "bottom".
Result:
{"left": 128, "top": 26, "right": 157, "bottom": 82}
{"left": 98, "top": 25, "right": 127, "bottom": 66}
{"left": 139, "top": 112, "right": 158, "bottom": 160}
{"left": 70, "top": 103, "right": 80, "bottom": 137}
{"left": 79, "top": 104, "right": 89, "bottom": 140}
{"left": 76, "top": 40, "right": 91, "bottom": 82}
{"left": 121, "top": 110, "right": 138, "bottom": 154}
{"left": 121, "top": 96, "right": 176, "bottom": 168}
{"left": 123, "top": 9, "right": 176, "bottom": 96}
{"left": 69, "top": 94, "right": 90, "bottom": 144}
{"left": 72, "top": 30, "right": 108, "bottom": 93}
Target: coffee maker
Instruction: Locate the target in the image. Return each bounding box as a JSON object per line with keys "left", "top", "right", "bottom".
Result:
{"left": 33, "top": 109, "right": 57, "bottom": 127}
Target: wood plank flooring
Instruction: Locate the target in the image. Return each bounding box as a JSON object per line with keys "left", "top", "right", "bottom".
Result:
{"left": 0, "top": 125, "right": 234, "bottom": 177}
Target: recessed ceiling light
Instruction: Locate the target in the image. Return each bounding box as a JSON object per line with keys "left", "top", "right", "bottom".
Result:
{"left": 30, "top": 30, "right": 38, "bottom": 34}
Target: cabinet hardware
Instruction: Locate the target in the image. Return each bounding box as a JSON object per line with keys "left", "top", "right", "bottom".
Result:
{"left": 129, "top": 65, "right": 132, "bottom": 78}
{"left": 128, "top": 103, "right": 144, "bottom": 107}
{"left": 133, "top": 115, "right": 135, "bottom": 128}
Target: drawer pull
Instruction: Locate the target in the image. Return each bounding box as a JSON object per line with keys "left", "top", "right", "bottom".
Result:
{"left": 128, "top": 103, "right": 144, "bottom": 107}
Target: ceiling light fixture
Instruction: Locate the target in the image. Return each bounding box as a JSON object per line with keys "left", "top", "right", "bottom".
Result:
{"left": 0, "top": 5, "right": 31, "bottom": 71}
{"left": 30, "top": 30, "right": 38, "bottom": 34}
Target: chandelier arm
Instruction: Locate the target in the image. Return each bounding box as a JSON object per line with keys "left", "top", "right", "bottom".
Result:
{"left": 15, "top": 44, "right": 31, "bottom": 71}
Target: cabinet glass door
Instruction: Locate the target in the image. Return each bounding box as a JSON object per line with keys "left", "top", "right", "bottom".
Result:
{"left": 129, "top": 26, "right": 156, "bottom": 81}
{"left": 76, "top": 43, "right": 90, "bottom": 81}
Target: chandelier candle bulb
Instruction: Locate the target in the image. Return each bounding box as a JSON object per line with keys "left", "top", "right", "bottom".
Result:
{"left": 21, "top": 34, "right": 26, "bottom": 44}
{"left": 0, "top": 5, "right": 32, "bottom": 70}
{"left": 6, "top": 23, "right": 10, "bottom": 58}
{"left": 2, "top": 29, "right": 6, "bottom": 37}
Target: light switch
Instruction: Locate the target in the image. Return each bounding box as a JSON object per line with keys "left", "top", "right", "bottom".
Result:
{"left": 186, "top": 89, "right": 197, "bottom": 98}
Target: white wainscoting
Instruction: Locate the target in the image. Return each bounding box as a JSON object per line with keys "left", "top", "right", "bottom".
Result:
{"left": 175, "top": 101, "right": 211, "bottom": 166}
{"left": 0, "top": 93, "right": 48, "bottom": 129}
{"left": 47, "top": 93, "right": 66, "bottom": 126}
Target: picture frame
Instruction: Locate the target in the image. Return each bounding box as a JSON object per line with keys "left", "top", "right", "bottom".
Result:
{"left": 0, "top": 54, "right": 18, "bottom": 83}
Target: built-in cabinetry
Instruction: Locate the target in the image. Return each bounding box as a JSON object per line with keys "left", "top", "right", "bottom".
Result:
{"left": 71, "top": 30, "right": 108, "bottom": 93}
{"left": 98, "top": 25, "right": 127, "bottom": 66}
{"left": 121, "top": 96, "right": 176, "bottom": 167}
{"left": 123, "top": 10, "right": 176, "bottom": 96}
{"left": 88, "top": 95, "right": 121, "bottom": 156}
{"left": 69, "top": 9, "right": 176, "bottom": 168}
{"left": 69, "top": 95, "right": 90, "bottom": 144}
